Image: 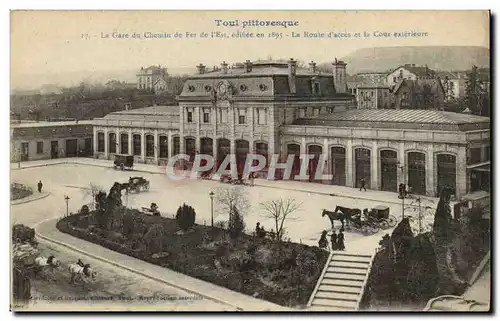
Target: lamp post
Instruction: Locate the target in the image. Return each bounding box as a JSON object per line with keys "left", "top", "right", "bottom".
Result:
{"left": 64, "top": 195, "right": 70, "bottom": 217}
{"left": 209, "top": 191, "right": 215, "bottom": 227}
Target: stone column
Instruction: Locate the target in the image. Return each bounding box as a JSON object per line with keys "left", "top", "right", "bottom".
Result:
{"left": 168, "top": 131, "right": 173, "bottom": 158}
{"left": 104, "top": 128, "right": 109, "bottom": 159}
{"left": 371, "top": 140, "right": 379, "bottom": 190}
{"left": 179, "top": 106, "right": 185, "bottom": 154}
{"left": 128, "top": 129, "right": 132, "bottom": 156}
{"left": 300, "top": 137, "right": 307, "bottom": 155}
{"left": 426, "top": 144, "right": 435, "bottom": 197}
{"left": 346, "top": 139, "right": 353, "bottom": 187}
{"left": 116, "top": 130, "right": 120, "bottom": 154}
{"left": 480, "top": 144, "right": 487, "bottom": 162}
{"left": 322, "top": 138, "right": 330, "bottom": 182}
{"left": 456, "top": 145, "right": 467, "bottom": 200}
{"left": 141, "top": 130, "right": 146, "bottom": 162}
{"left": 154, "top": 131, "right": 158, "bottom": 164}
{"left": 398, "top": 142, "right": 405, "bottom": 186}
{"left": 93, "top": 127, "right": 98, "bottom": 157}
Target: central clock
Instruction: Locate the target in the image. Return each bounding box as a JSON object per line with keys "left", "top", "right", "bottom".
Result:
{"left": 219, "top": 84, "right": 227, "bottom": 94}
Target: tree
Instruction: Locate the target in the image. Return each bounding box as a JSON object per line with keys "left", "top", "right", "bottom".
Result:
{"left": 228, "top": 205, "right": 245, "bottom": 239}
{"left": 214, "top": 186, "right": 250, "bottom": 221}
{"left": 260, "top": 198, "right": 302, "bottom": 242}
{"left": 463, "top": 65, "right": 490, "bottom": 116}
{"left": 175, "top": 203, "right": 196, "bottom": 231}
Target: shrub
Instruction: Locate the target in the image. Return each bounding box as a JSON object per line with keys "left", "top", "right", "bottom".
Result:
{"left": 228, "top": 206, "right": 245, "bottom": 239}
{"left": 142, "top": 223, "right": 166, "bottom": 254}
{"left": 122, "top": 213, "right": 136, "bottom": 237}
{"left": 80, "top": 205, "right": 90, "bottom": 215}
{"left": 175, "top": 203, "right": 196, "bottom": 231}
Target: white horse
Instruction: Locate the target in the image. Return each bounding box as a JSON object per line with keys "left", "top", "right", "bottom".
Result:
{"left": 34, "top": 255, "right": 61, "bottom": 268}
{"left": 68, "top": 263, "right": 97, "bottom": 284}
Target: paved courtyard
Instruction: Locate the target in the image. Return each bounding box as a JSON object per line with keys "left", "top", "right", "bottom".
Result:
{"left": 11, "top": 159, "right": 440, "bottom": 251}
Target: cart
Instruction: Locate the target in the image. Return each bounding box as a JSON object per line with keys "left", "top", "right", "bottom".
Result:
{"left": 128, "top": 176, "right": 150, "bottom": 193}
{"left": 114, "top": 154, "right": 134, "bottom": 170}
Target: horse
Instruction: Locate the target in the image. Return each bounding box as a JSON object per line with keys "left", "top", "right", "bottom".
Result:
{"left": 322, "top": 209, "right": 346, "bottom": 230}
{"left": 34, "top": 255, "right": 61, "bottom": 268}
{"left": 68, "top": 263, "right": 97, "bottom": 284}
{"left": 334, "top": 206, "right": 362, "bottom": 227}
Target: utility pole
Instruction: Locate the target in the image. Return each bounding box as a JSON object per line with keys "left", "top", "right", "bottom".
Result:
{"left": 64, "top": 195, "right": 70, "bottom": 217}
{"left": 209, "top": 191, "right": 215, "bottom": 227}
{"left": 417, "top": 197, "right": 422, "bottom": 234}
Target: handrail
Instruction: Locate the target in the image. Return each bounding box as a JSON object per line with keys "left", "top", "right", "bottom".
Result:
{"left": 307, "top": 250, "right": 334, "bottom": 307}
{"left": 355, "top": 250, "right": 376, "bottom": 311}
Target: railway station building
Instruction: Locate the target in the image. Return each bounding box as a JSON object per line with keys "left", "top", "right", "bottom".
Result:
{"left": 92, "top": 59, "right": 490, "bottom": 200}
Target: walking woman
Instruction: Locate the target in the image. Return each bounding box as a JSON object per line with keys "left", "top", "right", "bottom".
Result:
{"left": 337, "top": 229, "right": 345, "bottom": 251}
{"left": 330, "top": 229, "right": 338, "bottom": 251}
{"left": 318, "top": 230, "right": 328, "bottom": 251}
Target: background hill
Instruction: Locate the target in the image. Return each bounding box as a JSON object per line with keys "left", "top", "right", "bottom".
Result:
{"left": 324, "top": 46, "right": 490, "bottom": 74}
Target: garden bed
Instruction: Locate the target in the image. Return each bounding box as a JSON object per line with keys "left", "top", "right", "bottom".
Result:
{"left": 56, "top": 209, "right": 328, "bottom": 308}
{"left": 11, "top": 183, "right": 33, "bottom": 201}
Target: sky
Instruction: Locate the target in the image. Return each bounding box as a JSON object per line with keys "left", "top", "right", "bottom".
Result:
{"left": 10, "top": 10, "right": 489, "bottom": 89}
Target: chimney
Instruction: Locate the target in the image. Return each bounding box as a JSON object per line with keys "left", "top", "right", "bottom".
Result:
{"left": 221, "top": 61, "right": 228, "bottom": 74}
{"left": 332, "top": 59, "right": 347, "bottom": 94}
{"left": 309, "top": 61, "right": 317, "bottom": 73}
{"left": 244, "top": 60, "right": 253, "bottom": 72}
{"left": 196, "top": 63, "right": 206, "bottom": 74}
{"left": 288, "top": 58, "right": 297, "bottom": 94}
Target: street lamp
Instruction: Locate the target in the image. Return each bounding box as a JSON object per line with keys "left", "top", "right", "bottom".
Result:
{"left": 64, "top": 195, "right": 70, "bottom": 217}
{"left": 209, "top": 191, "right": 215, "bottom": 227}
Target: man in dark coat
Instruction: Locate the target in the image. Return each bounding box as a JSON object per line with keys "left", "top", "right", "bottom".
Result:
{"left": 37, "top": 180, "right": 43, "bottom": 193}
{"left": 337, "top": 229, "right": 345, "bottom": 251}
{"left": 360, "top": 177, "right": 367, "bottom": 191}
{"left": 330, "top": 230, "right": 338, "bottom": 251}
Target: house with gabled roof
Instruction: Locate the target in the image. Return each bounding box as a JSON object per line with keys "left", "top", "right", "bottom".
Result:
{"left": 136, "top": 65, "right": 169, "bottom": 95}
{"left": 391, "top": 78, "right": 445, "bottom": 110}
{"left": 387, "top": 64, "right": 436, "bottom": 89}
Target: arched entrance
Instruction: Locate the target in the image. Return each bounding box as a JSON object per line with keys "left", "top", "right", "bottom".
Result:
{"left": 200, "top": 138, "right": 213, "bottom": 155}
{"left": 185, "top": 137, "right": 196, "bottom": 161}
{"left": 236, "top": 140, "right": 250, "bottom": 176}
{"left": 380, "top": 150, "right": 398, "bottom": 192}
{"left": 159, "top": 135, "right": 168, "bottom": 158}
{"left": 255, "top": 142, "right": 269, "bottom": 168}
{"left": 132, "top": 134, "right": 141, "bottom": 156}
{"left": 354, "top": 148, "right": 371, "bottom": 189}
{"left": 172, "top": 137, "right": 180, "bottom": 156}
{"left": 120, "top": 133, "right": 129, "bottom": 155}
{"left": 145, "top": 135, "right": 154, "bottom": 157}
{"left": 308, "top": 145, "right": 322, "bottom": 183}
{"left": 331, "top": 147, "right": 346, "bottom": 186}
{"left": 217, "top": 138, "right": 230, "bottom": 171}
{"left": 287, "top": 143, "right": 301, "bottom": 180}
{"left": 437, "top": 154, "right": 456, "bottom": 197}
{"left": 407, "top": 152, "right": 426, "bottom": 195}
{"left": 108, "top": 132, "right": 116, "bottom": 154}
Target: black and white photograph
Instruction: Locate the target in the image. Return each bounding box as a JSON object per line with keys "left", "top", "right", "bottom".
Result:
{"left": 9, "top": 10, "right": 491, "bottom": 312}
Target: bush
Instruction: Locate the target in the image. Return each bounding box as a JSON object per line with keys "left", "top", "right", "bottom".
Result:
{"left": 175, "top": 203, "right": 196, "bottom": 231}
{"left": 228, "top": 206, "right": 245, "bottom": 239}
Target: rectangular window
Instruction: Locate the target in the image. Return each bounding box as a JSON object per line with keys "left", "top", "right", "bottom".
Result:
{"left": 36, "top": 142, "right": 43, "bottom": 154}
{"left": 313, "top": 108, "right": 320, "bottom": 116}
{"left": 187, "top": 111, "right": 193, "bottom": 123}
{"left": 328, "top": 107, "right": 334, "bottom": 114}
{"left": 203, "top": 111, "right": 210, "bottom": 123}
{"left": 370, "top": 91, "right": 374, "bottom": 97}
{"left": 257, "top": 109, "right": 267, "bottom": 125}
{"left": 393, "top": 77, "right": 397, "bottom": 83}
{"left": 238, "top": 109, "right": 246, "bottom": 124}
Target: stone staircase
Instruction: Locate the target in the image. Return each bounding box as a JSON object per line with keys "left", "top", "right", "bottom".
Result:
{"left": 307, "top": 251, "right": 375, "bottom": 311}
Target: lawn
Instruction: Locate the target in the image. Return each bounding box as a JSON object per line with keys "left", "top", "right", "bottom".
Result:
{"left": 11, "top": 184, "right": 33, "bottom": 201}
{"left": 57, "top": 208, "right": 328, "bottom": 308}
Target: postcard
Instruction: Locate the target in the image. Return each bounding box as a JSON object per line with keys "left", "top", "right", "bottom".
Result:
{"left": 10, "top": 10, "right": 491, "bottom": 312}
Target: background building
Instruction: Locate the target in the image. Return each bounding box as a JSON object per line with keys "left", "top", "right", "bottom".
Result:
{"left": 11, "top": 120, "right": 93, "bottom": 162}
{"left": 391, "top": 78, "right": 445, "bottom": 110}
{"left": 387, "top": 64, "right": 436, "bottom": 89}
{"left": 136, "top": 65, "right": 169, "bottom": 94}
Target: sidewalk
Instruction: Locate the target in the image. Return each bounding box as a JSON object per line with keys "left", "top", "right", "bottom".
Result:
{"left": 12, "top": 158, "right": 440, "bottom": 208}
{"left": 11, "top": 190, "right": 50, "bottom": 205}
{"left": 35, "top": 218, "right": 289, "bottom": 312}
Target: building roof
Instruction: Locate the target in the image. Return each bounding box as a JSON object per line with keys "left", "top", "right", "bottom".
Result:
{"left": 106, "top": 106, "right": 179, "bottom": 117}
{"left": 10, "top": 120, "right": 94, "bottom": 128}
{"left": 392, "top": 78, "right": 445, "bottom": 95}
{"left": 395, "top": 64, "right": 435, "bottom": 77}
{"left": 292, "top": 109, "right": 490, "bottom": 132}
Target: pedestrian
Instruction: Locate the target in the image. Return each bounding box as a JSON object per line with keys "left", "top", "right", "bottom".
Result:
{"left": 37, "top": 180, "right": 43, "bottom": 193}
{"left": 337, "top": 229, "right": 345, "bottom": 251}
{"left": 360, "top": 177, "right": 367, "bottom": 191}
{"left": 318, "top": 230, "right": 328, "bottom": 250}
{"left": 330, "top": 229, "right": 338, "bottom": 251}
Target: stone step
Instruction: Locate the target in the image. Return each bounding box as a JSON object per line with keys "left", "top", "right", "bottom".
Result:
{"left": 332, "top": 252, "right": 372, "bottom": 258}
{"left": 331, "top": 255, "right": 372, "bottom": 264}
{"left": 309, "top": 304, "right": 355, "bottom": 312}
{"left": 318, "top": 284, "right": 362, "bottom": 295}
{"left": 311, "top": 298, "right": 358, "bottom": 309}
{"left": 327, "top": 266, "right": 368, "bottom": 275}
{"left": 321, "top": 278, "right": 364, "bottom": 288}
{"left": 315, "top": 291, "right": 359, "bottom": 302}
{"left": 324, "top": 272, "right": 366, "bottom": 281}
{"left": 329, "top": 261, "right": 370, "bottom": 269}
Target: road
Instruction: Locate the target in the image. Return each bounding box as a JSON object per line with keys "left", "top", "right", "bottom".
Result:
{"left": 11, "top": 163, "right": 434, "bottom": 249}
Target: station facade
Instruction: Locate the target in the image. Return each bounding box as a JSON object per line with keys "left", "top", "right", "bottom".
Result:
{"left": 92, "top": 59, "right": 490, "bottom": 199}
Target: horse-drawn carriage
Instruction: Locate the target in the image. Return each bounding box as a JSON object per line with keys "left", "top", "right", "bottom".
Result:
{"left": 141, "top": 203, "right": 160, "bottom": 216}
{"left": 127, "top": 176, "right": 150, "bottom": 193}
{"left": 114, "top": 154, "right": 134, "bottom": 171}
{"left": 322, "top": 205, "right": 396, "bottom": 235}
